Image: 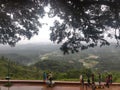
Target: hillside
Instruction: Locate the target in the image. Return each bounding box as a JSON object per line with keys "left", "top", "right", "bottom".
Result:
{"left": 33, "top": 59, "right": 83, "bottom": 72}
{"left": 0, "top": 43, "right": 120, "bottom": 72}
{"left": 0, "top": 43, "right": 60, "bottom": 65}
{"left": 0, "top": 57, "right": 42, "bottom": 80}
{"left": 35, "top": 45, "right": 120, "bottom": 72}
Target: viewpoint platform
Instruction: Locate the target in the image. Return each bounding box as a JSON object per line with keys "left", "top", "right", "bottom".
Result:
{"left": 0, "top": 80, "right": 120, "bottom": 90}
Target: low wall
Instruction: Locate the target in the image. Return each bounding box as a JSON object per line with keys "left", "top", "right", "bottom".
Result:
{"left": 0, "top": 80, "right": 120, "bottom": 86}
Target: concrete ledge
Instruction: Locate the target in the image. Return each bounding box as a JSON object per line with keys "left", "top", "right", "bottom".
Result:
{"left": 0, "top": 80, "right": 120, "bottom": 86}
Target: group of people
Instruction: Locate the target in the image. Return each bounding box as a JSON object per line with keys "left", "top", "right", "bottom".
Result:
{"left": 105, "top": 74, "right": 112, "bottom": 88}
{"left": 43, "top": 72, "right": 112, "bottom": 89}
{"left": 43, "top": 72, "right": 53, "bottom": 87}
{"left": 80, "top": 73, "right": 112, "bottom": 89}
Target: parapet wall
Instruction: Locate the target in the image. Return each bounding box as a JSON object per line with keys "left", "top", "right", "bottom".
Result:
{"left": 0, "top": 80, "right": 120, "bottom": 86}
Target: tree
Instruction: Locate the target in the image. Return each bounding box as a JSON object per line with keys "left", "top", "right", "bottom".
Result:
{"left": 0, "top": 0, "right": 45, "bottom": 46}
{"left": 48, "top": 0, "right": 120, "bottom": 54}
{"left": 0, "top": 0, "right": 120, "bottom": 54}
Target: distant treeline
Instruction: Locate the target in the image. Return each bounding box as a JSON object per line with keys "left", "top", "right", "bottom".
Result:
{"left": 0, "top": 56, "right": 120, "bottom": 83}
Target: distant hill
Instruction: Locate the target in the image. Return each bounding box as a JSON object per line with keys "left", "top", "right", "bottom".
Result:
{"left": 0, "top": 43, "right": 60, "bottom": 65}
{"left": 33, "top": 59, "right": 83, "bottom": 72}
{"left": 0, "top": 43, "right": 120, "bottom": 71}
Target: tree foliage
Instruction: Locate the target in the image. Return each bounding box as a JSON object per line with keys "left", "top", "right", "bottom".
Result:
{"left": 0, "top": 0, "right": 45, "bottom": 46}
{"left": 48, "top": 0, "right": 120, "bottom": 54}
{"left": 1, "top": 0, "right": 120, "bottom": 53}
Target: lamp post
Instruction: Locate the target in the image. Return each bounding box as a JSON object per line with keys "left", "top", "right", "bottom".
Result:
{"left": 5, "top": 59, "right": 11, "bottom": 85}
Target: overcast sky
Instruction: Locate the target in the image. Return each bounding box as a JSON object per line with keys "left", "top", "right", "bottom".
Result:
{"left": 18, "top": 6, "right": 61, "bottom": 45}
{"left": 18, "top": 20, "right": 52, "bottom": 44}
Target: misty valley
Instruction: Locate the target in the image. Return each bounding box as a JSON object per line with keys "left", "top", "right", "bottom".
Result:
{"left": 0, "top": 43, "right": 120, "bottom": 82}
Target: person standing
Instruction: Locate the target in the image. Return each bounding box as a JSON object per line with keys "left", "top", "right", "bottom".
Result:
{"left": 80, "top": 74, "right": 84, "bottom": 87}
{"left": 105, "top": 75, "right": 110, "bottom": 88}
{"left": 86, "top": 74, "right": 91, "bottom": 86}
{"left": 43, "top": 72, "right": 47, "bottom": 82}
{"left": 48, "top": 72, "right": 53, "bottom": 87}
{"left": 110, "top": 74, "right": 112, "bottom": 84}
{"left": 98, "top": 73, "right": 102, "bottom": 85}
{"left": 91, "top": 74, "right": 95, "bottom": 84}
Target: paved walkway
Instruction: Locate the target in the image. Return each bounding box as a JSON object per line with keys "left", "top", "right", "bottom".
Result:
{"left": 0, "top": 85, "right": 120, "bottom": 90}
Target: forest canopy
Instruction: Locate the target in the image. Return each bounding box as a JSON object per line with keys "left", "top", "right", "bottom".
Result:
{"left": 0, "top": 0, "right": 120, "bottom": 54}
